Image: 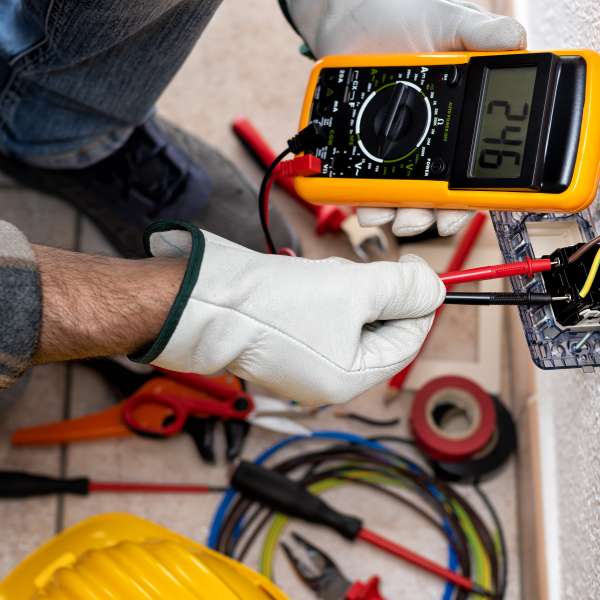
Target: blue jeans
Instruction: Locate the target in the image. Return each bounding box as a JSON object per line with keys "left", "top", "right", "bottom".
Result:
{"left": 0, "top": 0, "right": 221, "bottom": 168}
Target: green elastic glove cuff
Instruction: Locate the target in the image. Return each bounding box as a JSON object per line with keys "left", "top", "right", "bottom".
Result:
{"left": 129, "top": 220, "right": 205, "bottom": 364}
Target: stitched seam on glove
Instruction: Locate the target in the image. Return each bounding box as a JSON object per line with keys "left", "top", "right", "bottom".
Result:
{"left": 187, "top": 296, "right": 414, "bottom": 375}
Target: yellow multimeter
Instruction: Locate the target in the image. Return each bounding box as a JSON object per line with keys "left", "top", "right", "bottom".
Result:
{"left": 294, "top": 50, "right": 600, "bottom": 213}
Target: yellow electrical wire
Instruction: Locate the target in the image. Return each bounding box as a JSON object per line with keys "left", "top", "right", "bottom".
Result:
{"left": 451, "top": 501, "right": 492, "bottom": 598}
{"left": 260, "top": 513, "right": 288, "bottom": 580}
{"left": 579, "top": 247, "right": 600, "bottom": 298}
{"left": 260, "top": 478, "right": 343, "bottom": 578}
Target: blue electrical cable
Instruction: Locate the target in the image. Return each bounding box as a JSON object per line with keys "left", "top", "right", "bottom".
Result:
{"left": 443, "top": 525, "right": 458, "bottom": 600}
{"left": 207, "top": 430, "right": 458, "bottom": 600}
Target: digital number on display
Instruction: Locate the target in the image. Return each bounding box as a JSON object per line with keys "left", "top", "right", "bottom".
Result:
{"left": 470, "top": 67, "right": 537, "bottom": 179}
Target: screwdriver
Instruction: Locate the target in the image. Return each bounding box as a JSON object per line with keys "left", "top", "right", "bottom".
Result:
{"left": 0, "top": 470, "right": 227, "bottom": 498}
{"left": 231, "top": 461, "right": 493, "bottom": 597}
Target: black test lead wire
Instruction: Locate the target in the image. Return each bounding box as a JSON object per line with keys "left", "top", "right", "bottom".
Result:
{"left": 444, "top": 292, "right": 571, "bottom": 305}
{"left": 259, "top": 123, "right": 326, "bottom": 254}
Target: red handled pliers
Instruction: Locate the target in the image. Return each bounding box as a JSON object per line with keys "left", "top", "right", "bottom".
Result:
{"left": 282, "top": 531, "right": 386, "bottom": 600}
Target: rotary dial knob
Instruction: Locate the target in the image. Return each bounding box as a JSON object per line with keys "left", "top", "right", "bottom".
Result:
{"left": 356, "top": 81, "right": 432, "bottom": 163}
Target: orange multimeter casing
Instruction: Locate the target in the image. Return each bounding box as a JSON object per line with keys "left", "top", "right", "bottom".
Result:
{"left": 294, "top": 50, "right": 600, "bottom": 213}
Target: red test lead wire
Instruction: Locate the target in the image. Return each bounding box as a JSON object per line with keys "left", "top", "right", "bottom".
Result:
{"left": 275, "top": 154, "right": 322, "bottom": 178}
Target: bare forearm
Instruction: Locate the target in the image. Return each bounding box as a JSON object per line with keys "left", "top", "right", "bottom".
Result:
{"left": 32, "top": 245, "right": 185, "bottom": 363}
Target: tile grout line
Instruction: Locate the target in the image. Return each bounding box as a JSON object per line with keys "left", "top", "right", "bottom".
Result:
{"left": 55, "top": 211, "right": 82, "bottom": 534}
{"left": 54, "top": 365, "right": 72, "bottom": 533}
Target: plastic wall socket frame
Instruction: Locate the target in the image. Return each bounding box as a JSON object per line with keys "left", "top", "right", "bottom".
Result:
{"left": 491, "top": 207, "right": 600, "bottom": 371}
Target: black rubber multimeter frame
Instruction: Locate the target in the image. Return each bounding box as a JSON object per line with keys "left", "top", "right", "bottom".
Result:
{"left": 450, "top": 52, "right": 586, "bottom": 193}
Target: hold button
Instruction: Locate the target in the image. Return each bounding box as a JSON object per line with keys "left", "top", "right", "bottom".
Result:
{"left": 430, "top": 158, "right": 447, "bottom": 176}
{"left": 447, "top": 65, "right": 461, "bottom": 87}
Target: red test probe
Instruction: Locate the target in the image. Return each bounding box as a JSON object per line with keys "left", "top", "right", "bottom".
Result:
{"left": 440, "top": 256, "right": 553, "bottom": 286}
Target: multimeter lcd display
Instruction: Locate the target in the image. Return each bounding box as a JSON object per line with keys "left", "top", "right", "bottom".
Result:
{"left": 470, "top": 67, "right": 537, "bottom": 179}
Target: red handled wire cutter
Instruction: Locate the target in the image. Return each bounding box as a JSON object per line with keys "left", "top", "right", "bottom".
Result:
{"left": 282, "top": 531, "right": 385, "bottom": 600}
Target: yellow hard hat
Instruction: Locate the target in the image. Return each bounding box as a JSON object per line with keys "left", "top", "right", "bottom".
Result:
{"left": 0, "top": 513, "right": 288, "bottom": 600}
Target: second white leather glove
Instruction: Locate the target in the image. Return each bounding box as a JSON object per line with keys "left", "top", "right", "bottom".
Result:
{"left": 284, "top": 0, "right": 527, "bottom": 237}
{"left": 132, "top": 222, "right": 445, "bottom": 406}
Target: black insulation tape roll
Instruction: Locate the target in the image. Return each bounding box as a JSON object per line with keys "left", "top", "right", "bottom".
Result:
{"left": 429, "top": 396, "right": 517, "bottom": 484}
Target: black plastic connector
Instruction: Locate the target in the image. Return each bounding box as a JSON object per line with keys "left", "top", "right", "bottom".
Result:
{"left": 542, "top": 243, "right": 600, "bottom": 327}
{"left": 287, "top": 122, "right": 327, "bottom": 154}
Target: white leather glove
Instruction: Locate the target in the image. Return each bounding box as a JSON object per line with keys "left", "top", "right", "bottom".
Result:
{"left": 132, "top": 223, "right": 445, "bottom": 406}
{"left": 285, "top": 0, "right": 527, "bottom": 237}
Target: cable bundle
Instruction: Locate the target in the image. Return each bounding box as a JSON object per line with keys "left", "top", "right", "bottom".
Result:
{"left": 209, "top": 433, "right": 506, "bottom": 600}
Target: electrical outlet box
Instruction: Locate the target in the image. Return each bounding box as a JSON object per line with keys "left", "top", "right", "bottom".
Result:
{"left": 542, "top": 244, "right": 600, "bottom": 329}
{"left": 492, "top": 207, "right": 600, "bottom": 370}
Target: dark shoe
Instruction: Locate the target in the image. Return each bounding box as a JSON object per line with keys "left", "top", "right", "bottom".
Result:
{"left": 0, "top": 117, "right": 300, "bottom": 257}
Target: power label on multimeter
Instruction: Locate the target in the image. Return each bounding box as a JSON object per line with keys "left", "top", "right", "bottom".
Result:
{"left": 296, "top": 50, "right": 600, "bottom": 213}
{"left": 310, "top": 65, "right": 465, "bottom": 180}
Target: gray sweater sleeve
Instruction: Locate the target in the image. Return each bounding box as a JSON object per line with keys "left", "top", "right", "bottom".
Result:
{"left": 0, "top": 221, "right": 41, "bottom": 389}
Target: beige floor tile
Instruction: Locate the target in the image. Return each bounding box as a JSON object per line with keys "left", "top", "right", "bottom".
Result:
{"left": 0, "top": 183, "right": 77, "bottom": 249}
{"left": 0, "top": 365, "right": 67, "bottom": 576}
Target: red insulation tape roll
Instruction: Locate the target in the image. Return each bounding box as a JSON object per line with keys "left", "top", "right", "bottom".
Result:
{"left": 410, "top": 376, "right": 496, "bottom": 462}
